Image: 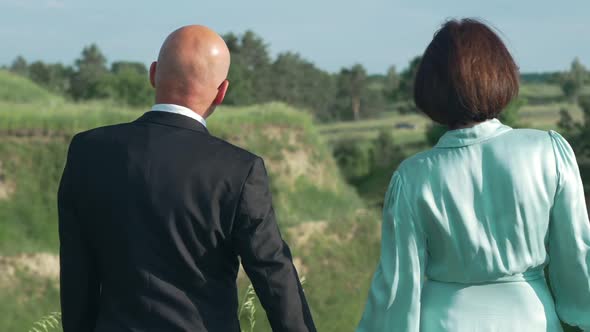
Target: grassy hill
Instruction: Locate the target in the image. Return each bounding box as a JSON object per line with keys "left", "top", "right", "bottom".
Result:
{"left": 0, "top": 73, "right": 380, "bottom": 331}
{"left": 0, "top": 70, "right": 62, "bottom": 104}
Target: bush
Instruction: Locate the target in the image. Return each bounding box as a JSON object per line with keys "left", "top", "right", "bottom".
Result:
{"left": 332, "top": 139, "right": 374, "bottom": 180}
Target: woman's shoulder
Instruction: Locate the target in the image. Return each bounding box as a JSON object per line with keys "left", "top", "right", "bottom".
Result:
{"left": 394, "top": 127, "right": 558, "bottom": 179}
{"left": 394, "top": 149, "right": 439, "bottom": 182}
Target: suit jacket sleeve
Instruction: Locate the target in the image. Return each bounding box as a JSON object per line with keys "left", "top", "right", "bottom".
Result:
{"left": 58, "top": 135, "right": 100, "bottom": 332}
{"left": 232, "top": 157, "right": 316, "bottom": 332}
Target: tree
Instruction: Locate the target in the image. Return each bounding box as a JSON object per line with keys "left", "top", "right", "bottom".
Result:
{"left": 28, "top": 61, "right": 50, "bottom": 86}
{"left": 10, "top": 56, "right": 28, "bottom": 76}
{"left": 27, "top": 61, "right": 72, "bottom": 94}
{"left": 397, "top": 56, "right": 422, "bottom": 101}
{"left": 222, "top": 31, "right": 272, "bottom": 105}
{"left": 239, "top": 31, "right": 271, "bottom": 71}
{"left": 269, "top": 52, "right": 336, "bottom": 120}
{"left": 362, "top": 75, "right": 389, "bottom": 118}
{"left": 558, "top": 97, "right": 590, "bottom": 196}
{"left": 111, "top": 61, "right": 148, "bottom": 76}
{"left": 69, "top": 44, "right": 110, "bottom": 100}
{"left": 561, "top": 57, "right": 587, "bottom": 104}
{"left": 106, "top": 62, "right": 153, "bottom": 106}
{"left": 337, "top": 64, "right": 367, "bottom": 121}
{"left": 383, "top": 65, "right": 400, "bottom": 101}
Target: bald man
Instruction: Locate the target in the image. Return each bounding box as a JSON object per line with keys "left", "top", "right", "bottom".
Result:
{"left": 58, "top": 25, "right": 316, "bottom": 332}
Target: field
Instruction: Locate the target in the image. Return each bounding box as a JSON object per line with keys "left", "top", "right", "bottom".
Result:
{"left": 319, "top": 102, "right": 583, "bottom": 146}
{"left": 0, "top": 70, "right": 586, "bottom": 332}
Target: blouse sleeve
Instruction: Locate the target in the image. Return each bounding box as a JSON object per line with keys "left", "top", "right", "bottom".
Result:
{"left": 356, "top": 171, "right": 426, "bottom": 332}
{"left": 547, "top": 130, "right": 590, "bottom": 331}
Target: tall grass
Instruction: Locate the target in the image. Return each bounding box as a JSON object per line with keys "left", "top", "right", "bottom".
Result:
{"left": 28, "top": 312, "right": 61, "bottom": 332}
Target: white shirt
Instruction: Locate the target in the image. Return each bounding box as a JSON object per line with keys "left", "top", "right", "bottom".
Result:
{"left": 151, "top": 104, "right": 207, "bottom": 128}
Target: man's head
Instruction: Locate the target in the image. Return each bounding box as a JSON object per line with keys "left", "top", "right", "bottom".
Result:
{"left": 149, "top": 25, "right": 230, "bottom": 118}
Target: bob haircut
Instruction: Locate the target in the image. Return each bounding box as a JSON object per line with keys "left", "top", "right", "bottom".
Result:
{"left": 414, "top": 19, "right": 519, "bottom": 127}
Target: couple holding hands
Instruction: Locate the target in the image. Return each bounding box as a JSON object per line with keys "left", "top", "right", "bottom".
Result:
{"left": 58, "top": 18, "right": 590, "bottom": 332}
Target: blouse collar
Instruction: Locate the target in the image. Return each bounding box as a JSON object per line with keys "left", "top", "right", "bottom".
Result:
{"left": 434, "top": 118, "right": 513, "bottom": 148}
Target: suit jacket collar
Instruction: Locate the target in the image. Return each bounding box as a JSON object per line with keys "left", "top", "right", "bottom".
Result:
{"left": 434, "top": 118, "right": 512, "bottom": 148}
{"left": 134, "top": 111, "right": 209, "bottom": 134}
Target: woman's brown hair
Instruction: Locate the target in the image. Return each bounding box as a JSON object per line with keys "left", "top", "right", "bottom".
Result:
{"left": 414, "top": 19, "right": 519, "bottom": 127}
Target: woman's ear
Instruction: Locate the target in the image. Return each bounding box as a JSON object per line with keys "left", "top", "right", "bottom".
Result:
{"left": 213, "top": 79, "right": 230, "bottom": 105}
{"left": 149, "top": 61, "right": 157, "bottom": 88}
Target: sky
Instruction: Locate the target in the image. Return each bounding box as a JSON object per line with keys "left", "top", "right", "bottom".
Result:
{"left": 1, "top": 0, "right": 589, "bottom": 74}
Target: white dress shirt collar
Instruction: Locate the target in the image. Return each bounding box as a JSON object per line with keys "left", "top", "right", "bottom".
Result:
{"left": 151, "top": 104, "right": 207, "bottom": 128}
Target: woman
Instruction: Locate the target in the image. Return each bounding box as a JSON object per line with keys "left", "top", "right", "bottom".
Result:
{"left": 357, "top": 19, "right": 590, "bottom": 332}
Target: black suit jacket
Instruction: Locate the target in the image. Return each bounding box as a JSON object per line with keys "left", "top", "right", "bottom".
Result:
{"left": 58, "top": 111, "right": 316, "bottom": 332}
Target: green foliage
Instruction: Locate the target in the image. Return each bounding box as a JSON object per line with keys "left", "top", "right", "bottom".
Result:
{"left": 332, "top": 126, "right": 407, "bottom": 181}
{"left": 499, "top": 97, "right": 526, "bottom": 127}
{"left": 238, "top": 285, "right": 257, "bottom": 332}
{"left": 102, "top": 62, "right": 154, "bottom": 107}
{"left": 10, "top": 55, "right": 28, "bottom": 76}
{"left": 372, "top": 129, "right": 404, "bottom": 169}
{"left": 8, "top": 51, "right": 153, "bottom": 107}
{"left": 332, "top": 139, "right": 374, "bottom": 180}
{"left": 340, "top": 64, "right": 368, "bottom": 121}
{"left": 396, "top": 56, "right": 421, "bottom": 102}
{"left": 558, "top": 96, "right": 590, "bottom": 196}
{"left": 269, "top": 52, "right": 336, "bottom": 121}
{"left": 383, "top": 66, "right": 400, "bottom": 100}
{"left": 560, "top": 58, "right": 588, "bottom": 103}
{"left": 28, "top": 62, "right": 72, "bottom": 95}
{"left": 69, "top": 44, "right": 111, "bottom": 100}
{"left": 5, "top": 31, "right": 427, "bottom": 122}
{"left": 223, "top": 31, "right": 272, "bottom": 105}
{"left": 0, "top": 139, "right": 69, "bottom": 253}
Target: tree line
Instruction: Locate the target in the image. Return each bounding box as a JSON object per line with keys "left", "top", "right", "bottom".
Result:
{"left": 6, "top": 30, "right": 589, "bottom": 123}
{"left": 6, "top": 30, "right": 421, "bottom": 122}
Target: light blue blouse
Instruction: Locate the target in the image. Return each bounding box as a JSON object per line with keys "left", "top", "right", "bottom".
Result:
{"left": 357, "top": 119, "right": 590, "bottom": 331}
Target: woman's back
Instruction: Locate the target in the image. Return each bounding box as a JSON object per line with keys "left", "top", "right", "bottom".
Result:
{"left": 404, "top": 119, "right": 555, "bottom": 283}
{"left": 357, "top": 119, "right": 590, "bottom": 331}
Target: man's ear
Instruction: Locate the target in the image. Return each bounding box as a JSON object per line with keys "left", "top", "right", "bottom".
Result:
{"left": 149, "top": 61, "right": 157, "bottom": 88}
{"left": 213, "top": 79, "right": 229, "bottom": 105}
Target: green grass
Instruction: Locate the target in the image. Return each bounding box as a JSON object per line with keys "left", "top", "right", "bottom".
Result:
{"left": 0, "top": 70, "right": 62, "bottom": 104}
{"left": 0, "top": 270, "right": 60, "bottom": 332}
{"left": 518, "top": 83, "right": 590, "bottom": 104}
{"left": 0, "top": 100, "right": 139, "bottom": 132}
{"left": 0, "top": 139, "right": 70, "bottom": 254}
